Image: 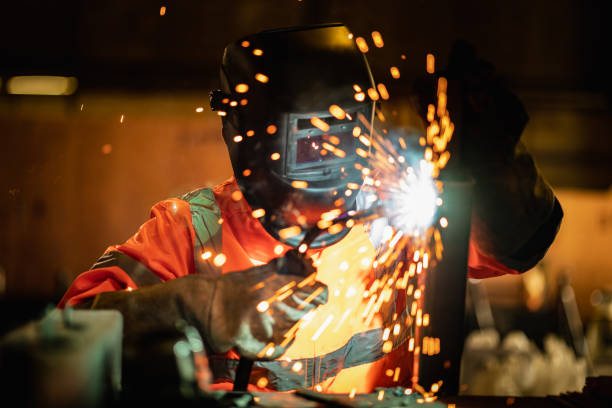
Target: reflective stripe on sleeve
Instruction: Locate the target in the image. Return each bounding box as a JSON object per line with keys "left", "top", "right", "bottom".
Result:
{"left": 91, "top": 251, "right": 163, "bottom": 287}
{"left": 180, "top": 188, "right": 223, "bottom": 277}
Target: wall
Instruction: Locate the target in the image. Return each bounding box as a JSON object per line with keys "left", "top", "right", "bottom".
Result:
{"left": 0, "top": 93, "right": 232, "bottom": 298}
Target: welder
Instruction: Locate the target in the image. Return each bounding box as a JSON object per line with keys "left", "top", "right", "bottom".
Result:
{"left": 59, "top": 24, "right": 562, "bottom": 392}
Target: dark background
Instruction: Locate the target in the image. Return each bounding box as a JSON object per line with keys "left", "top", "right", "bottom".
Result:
{"left": 0, "top": 1, "right": 610, "bottom": 328}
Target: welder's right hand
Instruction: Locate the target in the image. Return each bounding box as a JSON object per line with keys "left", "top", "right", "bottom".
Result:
{"left": 88, "top": 250, "right": 328, "bottom": 360}
{"left": 412, "top": 40, "right": 528, "bottom": 169}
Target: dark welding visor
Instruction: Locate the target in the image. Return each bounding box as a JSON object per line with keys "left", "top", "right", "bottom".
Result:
{"left": 215, "top": 23, "right": 376, "bottom": 247}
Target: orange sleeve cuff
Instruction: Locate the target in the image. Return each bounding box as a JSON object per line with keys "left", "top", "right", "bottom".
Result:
{"left": 467, "top": 240, "right": 520, "bottom": 279}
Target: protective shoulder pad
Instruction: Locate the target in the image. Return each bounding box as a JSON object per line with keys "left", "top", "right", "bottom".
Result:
{"left": 180, "top": 188, "right": 223, "bottom": 277}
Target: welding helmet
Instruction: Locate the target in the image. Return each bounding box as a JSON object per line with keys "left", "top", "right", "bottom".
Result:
{"left": 211, "top": 23, "right": 376, "bottom": 248}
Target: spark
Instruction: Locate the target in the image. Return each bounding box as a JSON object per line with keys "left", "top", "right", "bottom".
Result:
{"left": 231, "top": 190, "right": 243, "bottom": 201}
{"left": 377, "top": 390, "right": 385, "bottom": 400}
{"left": 329, "top": 104, "right": 346, "bottom": 119}
{"left": 426, "top": 53, "right": 435, "bottom": 74}
{"left": 213, "top": 253, "right": 226, "bottom": 267}
{"left": 256, "top": 301, "right": 269, "bottom": 312}
{"left": 159, "top": 6, "right": 166, "bottom": 16}
{"left": 120, "top": 114, "right": 124, "bottom": 123}
{"left": 333, "top": 308, "right": 352, "bottom": 332}
{"left": 393, "top": 367, "right": 401, "bottom": 382}
{"left": 367, "top": 88, "right": 380, "bottom": 101}
{"left": 355, "top": 37, "right": 369, "bottom": 53}
{"left": 266, "top": 125, "right": 277, "bottom": 134}
{"left": 242, "top": 169, "right": 251, "bottom": 177}
{"left": 311, "top": 314, "right": 334, "bottom": 340}
{"left": 255, "top": 73, "right": 269, "bottom": 83}
{"left": 201, "top": 251, "right": 212, "bottom": 260}
{"left": 328, "top": 223, "right": 344, "bottom": 234}
{"left": 279, "top": 225, "right": 301, "bottom": 240}
{"left": 292, "top": 362, "right": 303, "bottom": 372}
{"left": 246, "top": 130, "right": 255, "bottom": 137}
{"left": 354, "top": 92, "right": 365, "bottom": 102}
{"left": 241, "top": 41, "right": 250, "bottom": 48}
{"left": 310, "top": 117, "right": 330, "bottom": 132}
{"left": 437, "top": 77, "right": 447, "bottom": 95}
{"left": 383, "top": 327, "right": 390, "bottom": 340}
{"left": 235, "top": 84, "right": 249, "bottom": 93}
{"left": 377, "top": 83, "right": 390, "bottom": 100}
{"left": 437, "top": 92, "right": 447, "bottom": 117}
{"left": 317, "top": 219, "right": 332, "bottom": 229}
{"left": 252, "top": 208, "right": 265, "bottom": 218}
{"left": 251, "top": 282, "right": 264, "bottom": 291}
{"left": 371, "top": 31, "right": 384, "bottom": 48}
{"left": 233, "top": 135, "right": 243, "bottom": 142}
{"left": 252, "top": 49, "right": 263, "bottom": 56}
{"left": 439, "top": 217, "right": 448, "bottom": 228}
{"left": 298, "top": 243, "right": 308, "bottom": 253}
{"left": 390, "top": 66, "right": 400, "bottom": 79}
{"left": 353, "top": 84, "right": 361, "bottom": 92}
{"left": 257, "top": 377, "right": 269, "bottom": 388}
{"left": 270, "top": 152, "right": 280, "bottom": 160}
{"left": 195, "top": 107, "right": 204, "bottom": 113}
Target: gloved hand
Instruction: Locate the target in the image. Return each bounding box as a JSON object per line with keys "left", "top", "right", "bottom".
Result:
{"left": 88, "top": 250, "right": 327, "bottom": 360}
{"left": 204, "top": 250, "right": 327, "bottom": 359}
{"left": 413, "top": 40, "right": 529, "bottom": 170}
{"left": 412, "top": 41, "right": 561, "bottom": 271}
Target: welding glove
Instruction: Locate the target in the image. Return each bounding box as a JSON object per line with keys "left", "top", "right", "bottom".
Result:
{"left": 89, "top": 250, "right": 327, "bottom": 360}
{"left": 413, "top": 39, "right": 529, "bottom": 168}
{"left": 413, "top": 40, "right": 562, "bottom": 271}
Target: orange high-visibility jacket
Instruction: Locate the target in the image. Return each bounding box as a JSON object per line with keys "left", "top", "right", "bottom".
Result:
{"left": 59, "top": 177, "right": 527, "bottom": 392}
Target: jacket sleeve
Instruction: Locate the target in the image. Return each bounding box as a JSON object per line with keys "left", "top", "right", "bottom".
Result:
{"left": 58, "top": 198, "right": 197, "bottom": 307}
{"left": 467, "top": 142, "right": 563, "bottom": 277}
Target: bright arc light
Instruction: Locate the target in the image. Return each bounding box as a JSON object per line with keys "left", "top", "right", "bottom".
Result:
{"left": 385, "top": 163, "right": 438, "bottom": 234}
{"left": 7, "top": 76, "right": 78, "bottom": 96}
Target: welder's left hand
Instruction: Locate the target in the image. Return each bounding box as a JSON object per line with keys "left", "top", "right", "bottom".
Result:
{"left": 87, "top": 250, "right": 327, "bottom": 361}
{"left": 205, "top": 250, "right": 328, "bottom": 360}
